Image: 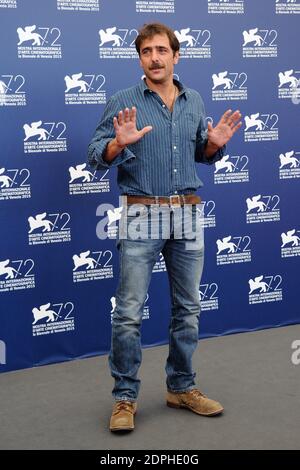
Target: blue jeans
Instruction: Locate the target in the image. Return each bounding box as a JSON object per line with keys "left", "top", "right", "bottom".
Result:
{"left": 108, "top": 204, "right": 204, "bottom": 402}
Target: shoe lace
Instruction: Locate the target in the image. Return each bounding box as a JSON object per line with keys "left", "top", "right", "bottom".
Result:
{"left": 114, "top": 401, "right": 134, "bottom": 415}
{"left": 189, "top": 389, "right": 207, "bottom": 399}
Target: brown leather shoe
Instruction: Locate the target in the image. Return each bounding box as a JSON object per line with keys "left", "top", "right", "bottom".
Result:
{"left": 166, "top": 389, "right": 224, "bottom": 416}
{"left": 109, "top": 400, "right": 137, "bottom": 432}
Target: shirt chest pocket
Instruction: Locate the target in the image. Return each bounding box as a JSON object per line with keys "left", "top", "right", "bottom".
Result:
{"left": 186, "top": 115, "right": 198, "bottom": 142}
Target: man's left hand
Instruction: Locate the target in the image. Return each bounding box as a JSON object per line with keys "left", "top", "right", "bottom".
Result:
{"left": 207, "top": 109, "right": 242, "bottom": 150}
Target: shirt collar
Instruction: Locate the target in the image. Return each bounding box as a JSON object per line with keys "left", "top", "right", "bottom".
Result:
{"left": 139, "top": 77, "right": 188, "bottom": 99}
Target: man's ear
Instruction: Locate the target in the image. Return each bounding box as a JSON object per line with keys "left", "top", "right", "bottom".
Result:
{"left": 173, "top": 51, "right": 180, "bottom": 65}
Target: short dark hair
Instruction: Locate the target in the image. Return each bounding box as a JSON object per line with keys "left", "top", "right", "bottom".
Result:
{"left": 135, "top": 23, "right": 180, "bottom": 56}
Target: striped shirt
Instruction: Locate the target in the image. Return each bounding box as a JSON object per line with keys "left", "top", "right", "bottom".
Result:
{"left": 88, "top": 78, "right": 225, "bottom": 196}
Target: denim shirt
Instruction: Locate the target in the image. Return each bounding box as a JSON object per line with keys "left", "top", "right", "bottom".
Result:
{"left": 88, "top": 78, "right": 225, "bottom": 196}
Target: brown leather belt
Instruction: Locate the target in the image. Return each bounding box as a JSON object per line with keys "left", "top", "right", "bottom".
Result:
{"left": 124, "top": 194, "right": 201, "bottom": 206}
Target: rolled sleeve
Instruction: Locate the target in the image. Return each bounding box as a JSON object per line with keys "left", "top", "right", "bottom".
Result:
{"left": 200, "top": 138, "right": 227, "bottom": 165}
{"left": 88, "top": 95, "right": 136, "bottom": 170}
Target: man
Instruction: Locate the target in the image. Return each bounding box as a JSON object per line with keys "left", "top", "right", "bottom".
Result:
{"left": 88, "top": 23, "right": 242, "bottom": 432}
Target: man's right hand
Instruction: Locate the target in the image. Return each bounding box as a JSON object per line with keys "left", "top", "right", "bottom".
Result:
{"left": 113, "top": 106, "right": 153, "bottom": 147}
{"left": 103, "top": 107, "right": 152, "bottom": 163}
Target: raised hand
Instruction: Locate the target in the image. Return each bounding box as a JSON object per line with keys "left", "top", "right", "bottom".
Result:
{"left": 207, "top": 109, "right": 242, "bottom": 149}
{"left": 113, "top": 106, "right": 153, "bottom": 147}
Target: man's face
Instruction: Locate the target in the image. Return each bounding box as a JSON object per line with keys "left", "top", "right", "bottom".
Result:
{"left": 139, "top": 33, "right": 179, "bottom": 84}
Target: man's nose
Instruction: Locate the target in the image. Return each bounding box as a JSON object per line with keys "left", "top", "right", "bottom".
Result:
{"left": 150, "top": 50, "right": 159, "bottom": 62}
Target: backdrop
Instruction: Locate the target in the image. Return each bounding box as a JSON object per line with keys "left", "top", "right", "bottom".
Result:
{"left": 0, "top": 0, "right": 299, "bottom": 373}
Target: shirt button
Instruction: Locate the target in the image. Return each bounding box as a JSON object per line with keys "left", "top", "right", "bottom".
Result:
{"left": 174, "top": 169, "right": 177, "bottom": 172}
{"left": 162, "top": 104, "right": 166, "bottom": 108}
{"left": 174, "top": 146, "right": 177, "bottom": 150}
{"left": 174, "top": 191, "right": 178, "bottom": 194}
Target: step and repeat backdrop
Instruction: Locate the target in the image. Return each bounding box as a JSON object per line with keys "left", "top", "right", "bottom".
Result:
{"left": 0, "top": 0, "right": 299, "bottom": 372}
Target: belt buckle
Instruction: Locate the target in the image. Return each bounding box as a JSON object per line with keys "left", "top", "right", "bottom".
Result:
{"left": 169, "top": 194, "right": 181, "bottom": 207}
